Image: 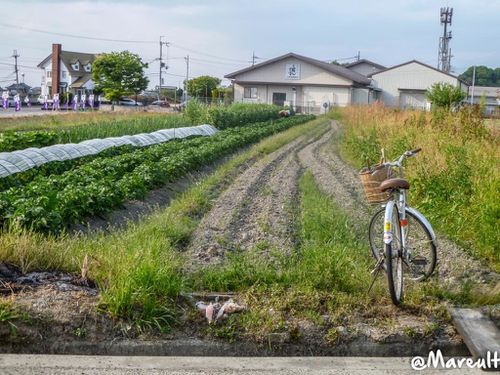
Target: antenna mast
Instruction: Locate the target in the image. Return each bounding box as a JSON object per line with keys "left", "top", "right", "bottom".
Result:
{"left": 438, "top": 7, "right": 453, "bottom": 73}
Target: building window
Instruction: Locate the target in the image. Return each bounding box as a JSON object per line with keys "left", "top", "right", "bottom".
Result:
{"left": 47, "top": 71, "right": 52, "bottom": 78}
{"left": 62, "top": 71, "right": 67, "bottom": 79}
{"left": 84, "top": 64, "right": 92, "bottom": 72}
{"left": 244, "top": 87, "right": 258, "bottom": 99}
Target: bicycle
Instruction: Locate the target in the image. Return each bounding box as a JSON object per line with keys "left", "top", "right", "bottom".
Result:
{"left": 361, "top": 149, "right": 437, "bottom": 305}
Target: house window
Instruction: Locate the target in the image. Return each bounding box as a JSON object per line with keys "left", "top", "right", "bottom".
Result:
{"left": 62, "top": 71, "right": 67, "bottom": 79}
{"left": 71, "top": 62, "right": 80, "bottom": 71}
{"left": 84, "top": 64, "right": 91, "bottom": 72}
{"left": 244, "top": 87, "right": 258, "bottom": 99}
{"left": 47, "top": 71, "right": 52, "bottom": 78}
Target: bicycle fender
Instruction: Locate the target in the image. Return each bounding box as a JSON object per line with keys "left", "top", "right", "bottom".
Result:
{"left": 383, "top": 201, "right": 396, "bottom": 244}
{"left": 406, "top": 206, "right": 438, "bottom": 246}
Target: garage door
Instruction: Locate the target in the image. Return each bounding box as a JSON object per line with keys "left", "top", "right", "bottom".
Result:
{"left": 400, "top": 92, "right": 428, "bottom": 110}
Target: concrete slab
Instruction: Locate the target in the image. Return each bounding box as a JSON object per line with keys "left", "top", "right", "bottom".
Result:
{"left": 450, "top": 308, "right": 500, "bottom": 371}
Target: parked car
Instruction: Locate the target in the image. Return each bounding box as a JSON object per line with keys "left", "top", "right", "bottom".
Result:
{"left": 150, "top": 100, "right": 170, "bottom": 108}
{"left": 118, "top": 98, "right": 143, "bottom": 106}
{"left": 37, "top": 95, "right": 53, "bottom": 105}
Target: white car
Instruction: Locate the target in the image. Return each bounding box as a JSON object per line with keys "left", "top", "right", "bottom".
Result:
{"left": 118, "top": 98, "right": 143, "bottom": 106}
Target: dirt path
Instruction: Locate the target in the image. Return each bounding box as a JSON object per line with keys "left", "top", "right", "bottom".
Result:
{"left": 186, "top": 124, "right": 329, "bottom": 268}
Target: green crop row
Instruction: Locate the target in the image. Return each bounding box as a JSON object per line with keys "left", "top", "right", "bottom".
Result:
{"left": 0, "top": 115, "right": 314, "bottom": 233}
{"left": 0, "top": 144, "right": 140, "bottom": 192}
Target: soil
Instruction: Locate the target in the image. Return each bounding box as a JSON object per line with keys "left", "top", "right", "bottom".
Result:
{"left": 1, "top": 119, "right": 498, "bottom": 355}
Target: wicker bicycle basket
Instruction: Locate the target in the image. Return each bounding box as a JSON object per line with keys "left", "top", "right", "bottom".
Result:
{"left": 359, "top": 164, "right": 393, "bottom": 204}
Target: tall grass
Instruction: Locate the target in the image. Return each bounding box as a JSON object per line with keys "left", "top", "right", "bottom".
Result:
{"left": 337, "top": 103, "right": 499, "bottom": 272}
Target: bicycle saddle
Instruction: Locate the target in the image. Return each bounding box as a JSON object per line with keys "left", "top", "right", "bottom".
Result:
{"left": 379, "top": 178, "right": 410, "bottom": 192}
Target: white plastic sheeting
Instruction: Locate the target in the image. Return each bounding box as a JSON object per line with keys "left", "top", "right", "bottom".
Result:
{"left": 0, "top": 124, "right": 218, "bottom": 178}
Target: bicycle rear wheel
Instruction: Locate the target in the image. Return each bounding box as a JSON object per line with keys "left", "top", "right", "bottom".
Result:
{"left": 385, "top": 205, "right": 403, "bottom": 305}
{"left": 369, "top": 207, "right": 385, "bottom": 263}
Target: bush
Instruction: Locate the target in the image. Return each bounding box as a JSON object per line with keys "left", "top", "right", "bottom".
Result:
{"left": 426, "top": 82, "right": 467, "bottom": 110}
{"left": 184, "top": 100, "right": 210, "bottom": 125}
{"left": 208, "top": 103, "right": 280, "bottom": 129}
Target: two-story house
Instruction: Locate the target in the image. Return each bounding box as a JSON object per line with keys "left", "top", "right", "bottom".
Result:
{"left": 37, "top": 44, "right": 97, "bottom": 98}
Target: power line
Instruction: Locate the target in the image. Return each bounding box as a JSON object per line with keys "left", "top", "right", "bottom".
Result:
{"left": 0, "top": 23, "right": 249, "bottom": 65}
{"left": 0, "top": 22, "right": 157, "bottom": 44}
{"left": 170, "top": 42, "right": 247, "bottom": 63}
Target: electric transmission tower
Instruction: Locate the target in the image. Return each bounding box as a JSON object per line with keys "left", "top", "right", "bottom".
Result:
{"left": 438, "top": 7, "right": 453, "bottom": 73}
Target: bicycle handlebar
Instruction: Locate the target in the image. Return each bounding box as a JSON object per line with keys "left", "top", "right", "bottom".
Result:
{"left": 383, "top": 148, "right": 421, "bottom": 168}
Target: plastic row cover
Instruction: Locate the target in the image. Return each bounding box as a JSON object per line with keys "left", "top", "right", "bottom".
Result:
{"left": 0, "top": 124, "right": 218, "bottom": 178}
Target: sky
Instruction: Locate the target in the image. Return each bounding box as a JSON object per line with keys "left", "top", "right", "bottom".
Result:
{"left": 0, "top": 0, "right": 499, "bottom": 89}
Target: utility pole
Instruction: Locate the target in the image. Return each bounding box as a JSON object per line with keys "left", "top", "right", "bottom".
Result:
{"left": 12, "top": 49, "right": 19, "bottom": 91}
{"left": 470, "top": 65, "right": 476, "bottom": 105}
{"left": 438, "top": 7, "right": 453, "bottom": 72}
{"left": 357, "top": 51, "right": 360, "bottom": 61}
{"left": 184, "top": 55, "right": 190, "bottom": 103}
{"left": 252, "top": 51, "right": 261, "bottom": 66}
{"left": 159, "top": 36, "right": 169, "bottom": 101}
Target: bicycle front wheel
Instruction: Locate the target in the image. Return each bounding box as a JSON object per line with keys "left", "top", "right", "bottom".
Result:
{"left": 405, "top": 211, "right": 437, "bottom": 281}
{"left": 386, "top": 205, "right": 403, "bottom": 305}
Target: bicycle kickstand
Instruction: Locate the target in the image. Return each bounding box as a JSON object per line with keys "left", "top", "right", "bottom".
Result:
{"left": 367, "top": 257, "right": 384, "bottom": 294}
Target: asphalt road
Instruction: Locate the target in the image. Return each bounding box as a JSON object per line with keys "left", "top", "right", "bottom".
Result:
{"left": 0, "top": 107, "right": 67, "bottom": 117}
{"left": 0, "top": 355, "right": 485, "bottom": 374}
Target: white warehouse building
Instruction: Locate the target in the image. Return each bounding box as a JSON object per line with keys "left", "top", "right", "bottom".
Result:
{"left": 368, "top": 60, "right": 469, "bottom": 110}
{"left": 226, "top": 54, "right": 469, "bottom": 112}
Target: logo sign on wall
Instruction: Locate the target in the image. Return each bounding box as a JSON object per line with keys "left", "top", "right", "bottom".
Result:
{"left": 285, "top": 63, "right": 301, "bottom": 80}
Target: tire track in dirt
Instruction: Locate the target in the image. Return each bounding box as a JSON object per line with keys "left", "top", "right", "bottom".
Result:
{"left": 186, "top": 124, "right": 329, "bottom": 269}
{"left": 300, "top": 120, "right": 499, "bottom": 289}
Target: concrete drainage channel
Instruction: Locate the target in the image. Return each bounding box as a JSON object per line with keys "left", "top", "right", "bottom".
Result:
{"left": 1, "top": 336, "right": 469, "bottom": 358}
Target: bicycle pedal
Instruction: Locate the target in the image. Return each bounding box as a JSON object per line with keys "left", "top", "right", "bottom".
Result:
{"left": 411, "top": 256, "right": 428, "bottom": 266}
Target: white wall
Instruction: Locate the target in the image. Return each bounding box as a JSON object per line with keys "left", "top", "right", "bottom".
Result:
{"left": 371, "top": 62, "right": 463, "bottom": 107}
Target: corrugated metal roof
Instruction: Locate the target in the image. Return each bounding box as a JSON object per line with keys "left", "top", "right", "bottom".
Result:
{"left": 225, "top": 52, "right": 371, "bottom": 85}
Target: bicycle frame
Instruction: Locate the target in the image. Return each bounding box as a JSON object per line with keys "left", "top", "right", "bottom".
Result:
{"left": 383, "top": 192, "right": 437, "bottom": 251}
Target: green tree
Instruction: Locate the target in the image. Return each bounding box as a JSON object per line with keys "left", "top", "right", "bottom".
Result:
{"left": 92, "top": 51, "right": 149, "bottom": 104}
{"left": 459, "top": 66, "right": 499, "bottom": 87}
{"left": 186, "top": 76, "right": 221, "bottom": 99}
{"left": 426, "top": 82, "right": 467, "bottom": 110}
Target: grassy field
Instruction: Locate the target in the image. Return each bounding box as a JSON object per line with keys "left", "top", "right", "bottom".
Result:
{"left": 335, "top": 104, "right": 499, "bottom": 272}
